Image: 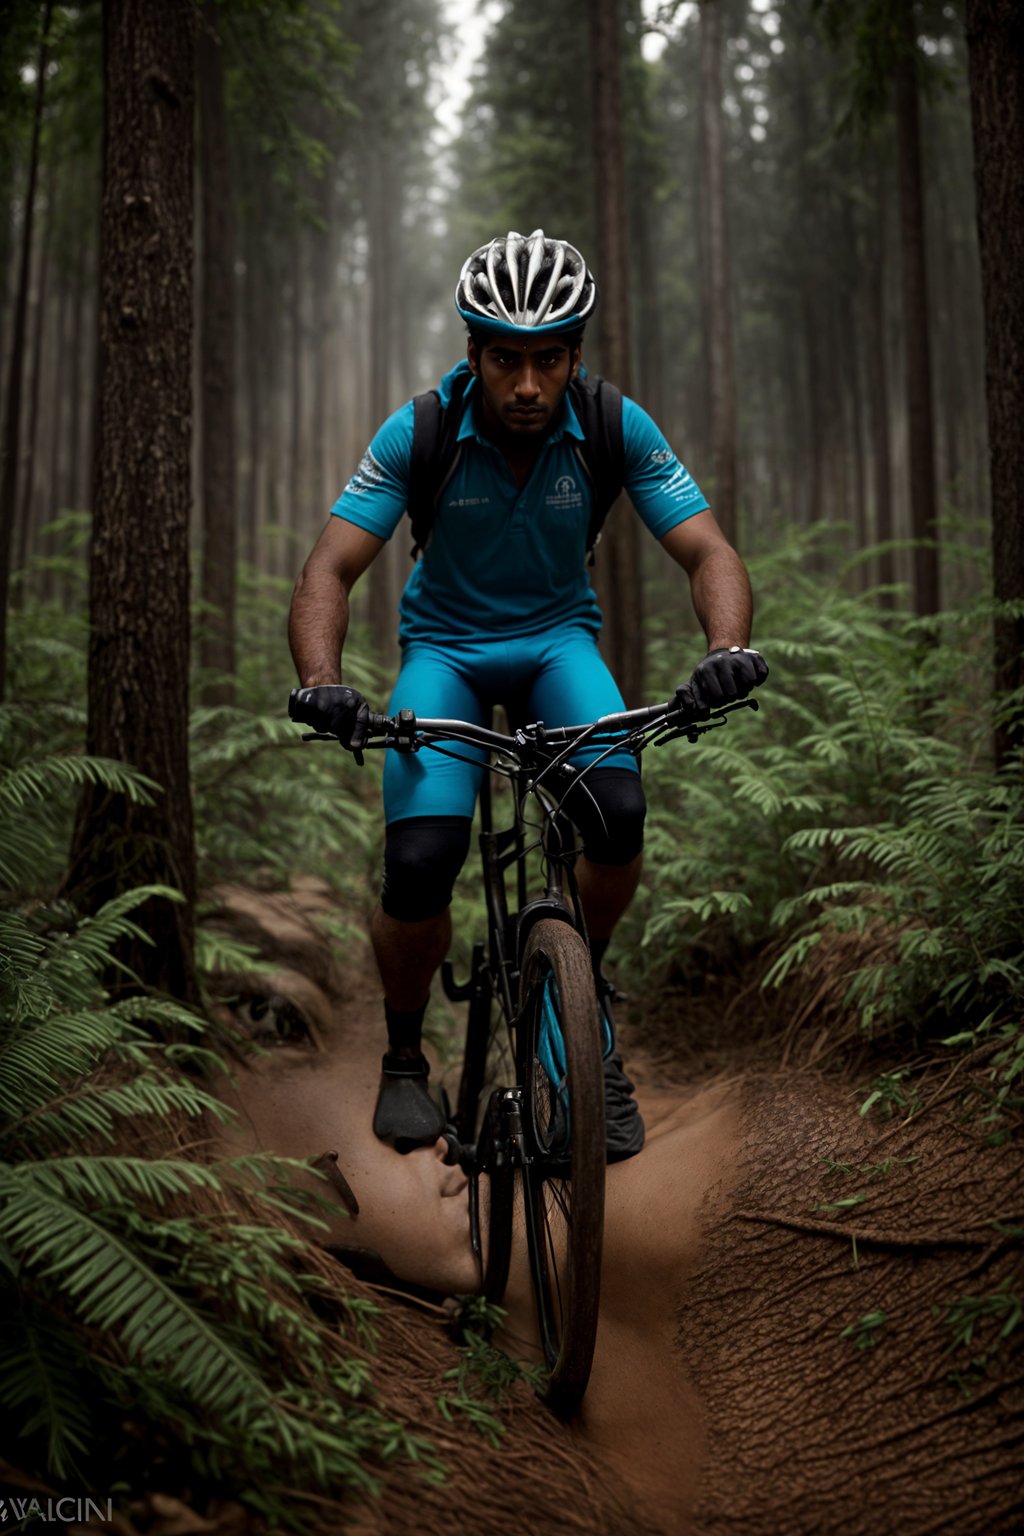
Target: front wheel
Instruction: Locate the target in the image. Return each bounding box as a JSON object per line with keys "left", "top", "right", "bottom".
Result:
{"left": 517, "top": 918, "right": 606, "bottom": 1418}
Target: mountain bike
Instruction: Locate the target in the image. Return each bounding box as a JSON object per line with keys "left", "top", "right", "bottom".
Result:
{"left": 296, "top": 690, "right": 758, "bottom": 1417}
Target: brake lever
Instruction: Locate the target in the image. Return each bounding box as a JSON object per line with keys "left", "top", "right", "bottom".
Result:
{"left": 301, "top": 730, "right": 365, "bottom": 765}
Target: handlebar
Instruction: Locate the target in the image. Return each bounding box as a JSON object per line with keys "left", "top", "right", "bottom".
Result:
{"left": 293, "top": 693, "right": 759, "bottom": 761}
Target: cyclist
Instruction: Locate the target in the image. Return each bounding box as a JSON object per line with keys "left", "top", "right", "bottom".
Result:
{"left": 288, "top": 229, "right": 767, "bottom": 1162}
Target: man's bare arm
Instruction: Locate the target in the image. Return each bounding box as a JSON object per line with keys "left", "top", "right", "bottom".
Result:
{"left": 288, "top": 518, "right": 385, "bottom": 686}
{"left": 660, "top": 510, "right": 753, "bottom": 650}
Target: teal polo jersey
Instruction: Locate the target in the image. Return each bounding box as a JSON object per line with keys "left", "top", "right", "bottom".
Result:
{"left": 330, "top": 361, "right": 709, "bottom": 646}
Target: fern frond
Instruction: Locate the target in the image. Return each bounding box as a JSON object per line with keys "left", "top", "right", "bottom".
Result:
{"left": 0, "top": 754, "right": 157, "bottom": 813}
{"left": 0, "top": 1287, "right": 94, "bottom": 1480}
{"left": 4, "top": 1074, "right": 233, "bottom": 1153}
{"left": 0, "top": 1164, "right": 275, "bottom": 1417}
{"left": 0, "top": 1008, "right": 147, "bottom": 1119}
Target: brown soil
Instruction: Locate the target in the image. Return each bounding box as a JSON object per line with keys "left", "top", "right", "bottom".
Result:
{"left": 120, "top": 885, "right": 1024, "bottom": 1535}
{"left": 613, "top": 935, "right": 1024, "bottom": 1536}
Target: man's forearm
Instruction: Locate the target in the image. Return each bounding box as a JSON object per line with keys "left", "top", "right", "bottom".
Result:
{"left": 288, "top": 565, "right": 351, "bottom": 686}
{"left": 688, "top": 544, "right": 753, "bottom": 651}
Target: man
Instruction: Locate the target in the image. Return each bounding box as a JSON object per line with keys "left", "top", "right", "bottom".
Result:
{"left": 288, "top": 229, "right": 767, "bottom": 1162}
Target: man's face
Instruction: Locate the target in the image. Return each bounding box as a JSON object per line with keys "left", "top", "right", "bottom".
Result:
{"left": 468, "top": 332, "right": 581, "bottom": 443}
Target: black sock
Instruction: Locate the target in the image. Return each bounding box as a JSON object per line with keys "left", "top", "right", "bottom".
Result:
{"left": 384, "top": 999, "right": 427, "bottom": 1053}
{"left": 590, "top": 937, "right": 609, "bottom": 979}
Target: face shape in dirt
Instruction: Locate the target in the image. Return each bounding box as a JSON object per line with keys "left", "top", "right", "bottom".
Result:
{"left": 207, "top": 893, "right": 479, "bottom": 1297}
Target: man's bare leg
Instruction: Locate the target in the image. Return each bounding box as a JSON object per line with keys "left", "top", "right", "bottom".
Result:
{"left": 576, "top": 854, "right": 643, "bottom": 944}
{"left": 370, "top": 903, "right": 450, "bottom": 1044}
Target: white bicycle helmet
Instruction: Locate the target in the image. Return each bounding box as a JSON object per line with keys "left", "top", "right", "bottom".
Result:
{"left": 455, "top": 229, "right": 598, "bottom": 337}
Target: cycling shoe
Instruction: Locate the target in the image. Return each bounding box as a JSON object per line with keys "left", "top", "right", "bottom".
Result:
{"left": 596, "top": 977, "right": 645, "bottom": 1162}
{"left": 603, "top": 1049, "right": 645, "bottom": 1163}
{"left": 373, "top": 1051, "right": 447, "bottom": 1152}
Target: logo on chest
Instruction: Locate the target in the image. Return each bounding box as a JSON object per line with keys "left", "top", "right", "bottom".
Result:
{"left": 546, "top": 474, "right": 583, "bottom": 511}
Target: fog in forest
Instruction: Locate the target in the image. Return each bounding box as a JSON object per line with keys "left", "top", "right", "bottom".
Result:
{"left": 0, "top": 0, "right": 990, "bottom": 652}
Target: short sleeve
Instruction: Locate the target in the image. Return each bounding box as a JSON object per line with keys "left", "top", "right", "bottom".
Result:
{"left": 621, "top": 398, "right": 709, "bottom": 539}
{"left": 329, "top": 400, "right": 415, "bottom": 540}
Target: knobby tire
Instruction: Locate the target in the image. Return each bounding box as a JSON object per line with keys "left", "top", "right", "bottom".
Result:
{"left": 517, "top": 918, "right": 606, "bottom": 1418}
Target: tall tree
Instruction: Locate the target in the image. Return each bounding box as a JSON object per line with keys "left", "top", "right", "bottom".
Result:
{"left": 965, "top": 0, "right": 1024, "bottom": 764}
{"left": 0, "top": 0, "right": 53, "bottom": 698}
{"left": 589, "top": 0, "right": 644, "bottom": 704}
{"left": 893, "top": 0, "right": 940, "bottom": 617}
{"left": 815, "top": 0, "right": 945, "bottom": 612}
{"left": 68, "top": 0, "right": 198, "bottom": 1002}
{"left": 697, "top": 0, "right": 738, "bottom": 546}
{"left": 197, "top": 0, "right": 237, "bottom": 705}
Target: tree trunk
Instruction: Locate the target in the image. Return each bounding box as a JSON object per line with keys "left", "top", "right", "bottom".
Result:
{"left": 43, "top": 264, "right": 71, "bottom": 602}
{"left": 965, "top": 0, "right": 1024, "bottom": 765}
{"left": 0, "top": 0, "right": 53, "bottom": 698}
{"left": 589, "top": 0, "right": 643, "bottom": 704}
{"left": 288, "top": 231, "right": 304, "bottom": 544}
{"left": 67, "top": 0, "right": 198, "bottom": 1004}
{"left": 894, "top": 0, "right": 940, "bottom": 617}
{"left": 197, "top": 0, "right": 237, "bottom": 705}
{"left": 866, "top": 177, "right": 896, "bottom": 603}
{"left": 366, "top": 143, "right": 400, "bottom": 665}
{"left": 14, "top": 167, "right": 52, "bottom": 592}
{"left": 698, "top": 0, "right": 738, "bottom": 547}
{"left": 68, "top": 235, "right": 86, "bottom": 510}
{"left": 633, "top": 184, "right": 664, "bottom": 425}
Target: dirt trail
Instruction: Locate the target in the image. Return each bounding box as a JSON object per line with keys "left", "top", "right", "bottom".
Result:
{"left": 207, "top": 883, "right": 1023, "bottom": 1535}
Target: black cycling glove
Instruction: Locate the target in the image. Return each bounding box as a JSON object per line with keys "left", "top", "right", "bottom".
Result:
{"left": 681, "top": 647, "right": 768, "bottom": 717}
{"left": 289, "top": 684, "right": 370, "bottom": 752}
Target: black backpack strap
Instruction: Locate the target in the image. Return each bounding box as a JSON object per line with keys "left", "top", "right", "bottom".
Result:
{"left": 567, "top": 374, "right": 625, "bottom": 557}
{"left": 408, "top": 369, "right": 472, "bottom": 558}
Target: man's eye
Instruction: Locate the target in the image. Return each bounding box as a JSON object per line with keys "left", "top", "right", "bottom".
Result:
{"left": 230, "top": 992, "right": 313, "bottom": 1048}
{"left": 491, "top": 350, "right": 515, "bottom": 366}
{"left": 538, "top": 352, "right": 563, "bottom": 367}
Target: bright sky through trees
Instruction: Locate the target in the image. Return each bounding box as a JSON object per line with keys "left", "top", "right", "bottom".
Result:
{"left": 432, "top": 0, "right": 724, "bottom": 130}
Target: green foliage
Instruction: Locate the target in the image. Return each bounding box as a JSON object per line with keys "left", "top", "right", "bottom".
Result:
{"left": 0, "top": 690, "right": 154, "bottom": 896}
{"left": 438, "top": 1296, "right": 546, "bottom": 1446}
{"left": 630, "top": 530, "right": 1024, "bottom": 1100}
{"left": 813, "top": 0, "right": 960, "bottom": 133}
{"left": 840, "top": 1309, "right": 888, "bottom": 1349}
{"left": 940, "top": 1279, "right": 1022, "bottom": 1396}
{"left": 0, "top": 587, "right": 474, "bottom": 1521}
{"left": 0, "top": 870, "right": 456, "bottom": 1517}
{"left": 221, "top": 0, "right": 358, "bottom": 216}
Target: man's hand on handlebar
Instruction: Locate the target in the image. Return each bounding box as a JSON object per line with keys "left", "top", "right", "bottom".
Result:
{"left": 289, "top": 684, "right": 370, "bottom": 751}
{"left": 679, "top": 647, "right": 768, "bottom": 719}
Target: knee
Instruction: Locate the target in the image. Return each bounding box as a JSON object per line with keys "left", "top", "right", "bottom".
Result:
{"left": 567, "top": 768, "right": 646, "bottom": 866}
{"left": 380, "top": 816, "right": 473, "bottom": 921}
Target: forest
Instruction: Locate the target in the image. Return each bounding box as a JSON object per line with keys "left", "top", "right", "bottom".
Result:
{"left": 0, "top": 0, "right": 1022, "bottom": 1531}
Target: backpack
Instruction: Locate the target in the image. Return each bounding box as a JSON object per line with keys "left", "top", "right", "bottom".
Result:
{"left": 406, "top": 363, "right": 624, "bottom": 560}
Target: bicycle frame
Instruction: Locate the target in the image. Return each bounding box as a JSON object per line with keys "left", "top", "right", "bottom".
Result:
{"left": 296, "top": 690, "right": 760, "bottom": 1411}
{"left": 472, "top": 743, "right": 588, "bottom": 1031}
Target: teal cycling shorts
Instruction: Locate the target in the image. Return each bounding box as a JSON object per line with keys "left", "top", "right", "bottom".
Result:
{"left": 383, "top": 627, "right": 638, "bottom": 824}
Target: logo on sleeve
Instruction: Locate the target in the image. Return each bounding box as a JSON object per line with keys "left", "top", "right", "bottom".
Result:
{"left": 346, "top": 449, "right": 385, "bottom": 496}
{"left": 650, "top": 447, "right": 673, "bottom": 465}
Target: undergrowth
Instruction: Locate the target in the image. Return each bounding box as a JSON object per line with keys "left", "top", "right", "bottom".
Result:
{"left": 627, "top": 528, "right": 1024, "bottom": 1122}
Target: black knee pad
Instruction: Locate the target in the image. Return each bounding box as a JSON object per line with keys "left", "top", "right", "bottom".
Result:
{"left": 380, "top": 816, "right": 473, "bottom": 922}
{"left": 562, "top": 767, "right": 646, "bottom": 866}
